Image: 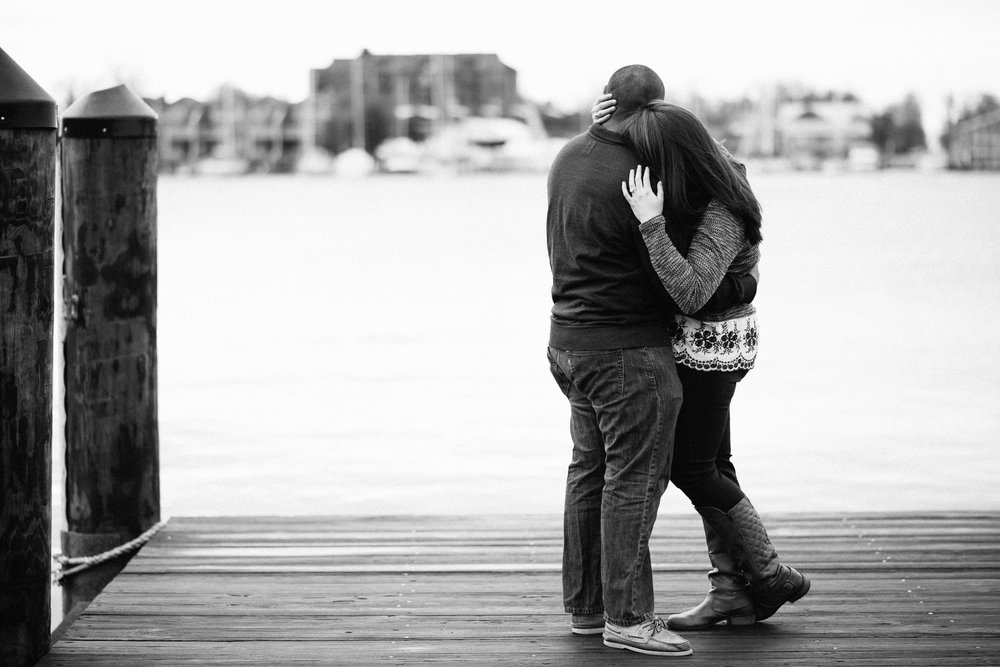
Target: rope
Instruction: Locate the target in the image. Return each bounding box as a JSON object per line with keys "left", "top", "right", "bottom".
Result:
{"left": 53, "top": 519, "right": 169, "bottom": 585}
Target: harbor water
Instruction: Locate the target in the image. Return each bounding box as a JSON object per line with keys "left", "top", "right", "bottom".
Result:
{"left": 49, "top": 167, "right": 1000, "bottom": 626}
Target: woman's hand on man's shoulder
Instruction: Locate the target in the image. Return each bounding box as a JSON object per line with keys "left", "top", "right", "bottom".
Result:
{"left": 622, "top": 165, "right": 664, "bottom": 223}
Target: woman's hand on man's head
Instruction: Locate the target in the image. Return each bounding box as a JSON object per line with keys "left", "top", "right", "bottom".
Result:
{"left": 592, "top": 93, "right": 616, "bottom": 124}
{"left": 622, "top": 165, "right": 664, "bottom": 223}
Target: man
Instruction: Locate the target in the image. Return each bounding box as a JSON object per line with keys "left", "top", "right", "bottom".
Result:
{"left": 545, "top": 65, "right": 756, "bottom": 657}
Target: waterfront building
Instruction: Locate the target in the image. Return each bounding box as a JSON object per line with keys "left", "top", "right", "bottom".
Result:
{"left": 150, "top": 50, "right": 533, "bottom": 173}
{"left": 947, "top": 108, "right": 1000, "bottom": 170}
{"left": 149, "top": 97, "right": 208, "bottom": 173}
{"left": 150, "top": 89, "right": 303, "bottom": 174}
{"left": 244, "top": 97, "right": 304, "bottom": 173}
{"left": 309, "top": 50, "right": 520, "bottom": 155}
{"left": 728, "top": 91, "right": 875, "bottom": 168}
{"left": 774, "top": 99, "right": 872, "bottom": 169}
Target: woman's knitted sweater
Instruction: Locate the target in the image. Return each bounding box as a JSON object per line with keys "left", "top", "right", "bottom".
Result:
{"left": 637, "top": 200, "right": 759, "bottom": 320}
{"left": 638, "top": 200, "right": 761, "bottom": 372}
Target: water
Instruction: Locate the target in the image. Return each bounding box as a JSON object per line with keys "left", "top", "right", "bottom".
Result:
{"left": 49, "top": 168, "right": 1000, "bottom": 627}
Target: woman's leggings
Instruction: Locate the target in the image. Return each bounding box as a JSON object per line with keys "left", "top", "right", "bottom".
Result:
{"left": 670, "top": 364, "right": 748, "bottom": 512}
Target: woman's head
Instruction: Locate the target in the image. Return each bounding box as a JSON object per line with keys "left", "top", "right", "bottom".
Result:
{"left": 623, "top": 102, "right": 762, "bottom": 244}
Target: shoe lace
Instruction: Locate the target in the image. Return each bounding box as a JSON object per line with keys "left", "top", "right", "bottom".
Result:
{"left": 642, "top": 617, "right": 668, "bottom": 634}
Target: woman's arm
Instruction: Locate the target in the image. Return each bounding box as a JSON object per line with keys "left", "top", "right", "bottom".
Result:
{"left": 624, "top": 166, "right": 749, "bottom": 314}
{"left": 637, "top": 202, "right": 747, "bottom": 314}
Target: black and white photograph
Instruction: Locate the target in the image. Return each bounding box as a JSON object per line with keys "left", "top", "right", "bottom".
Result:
{"left": 2, "top": 0, "right": 999, "bottom": 664}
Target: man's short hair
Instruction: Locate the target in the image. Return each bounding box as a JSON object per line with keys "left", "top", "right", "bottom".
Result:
{"left": 604, "top": 65, "right": 664, "bottom": 117}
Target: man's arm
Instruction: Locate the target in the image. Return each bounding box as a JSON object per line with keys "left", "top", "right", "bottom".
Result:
{"left": 701, "top": 270, "right": 757, "bottom": 312}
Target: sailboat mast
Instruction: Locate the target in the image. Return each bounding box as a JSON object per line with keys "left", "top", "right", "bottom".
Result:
{"left": 350, "top": 53, "right": 366, "bottom": 150}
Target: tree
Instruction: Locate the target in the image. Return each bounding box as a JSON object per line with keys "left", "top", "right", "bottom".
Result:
{"left": 869, "top": 93, "right": 926, "bottom": 163}
{"left": 959, "top": 93, "right": 1000, "bottom": 121}
{"left": 894, "top": 94, "right": 926, "bottom": 154}
{"left": 870, "top": 111, "right": 896, "bottom": 165}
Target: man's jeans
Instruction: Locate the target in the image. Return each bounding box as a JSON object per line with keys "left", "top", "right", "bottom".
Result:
{"left": 547, "top": 345, "right": 682, "bottom": 626}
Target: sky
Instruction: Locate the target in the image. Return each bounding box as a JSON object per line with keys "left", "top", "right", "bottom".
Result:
{"left": 4, "top": 0, "right": 1000, "bottom": 135}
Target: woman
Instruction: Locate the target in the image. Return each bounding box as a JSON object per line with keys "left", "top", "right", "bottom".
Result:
{"left": 593, "top": 95, "right": 810, "bottom": 629}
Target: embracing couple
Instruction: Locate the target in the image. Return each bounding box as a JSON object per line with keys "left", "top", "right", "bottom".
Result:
{"left": 545, "top": 64, "right": 810, "bottom": 657}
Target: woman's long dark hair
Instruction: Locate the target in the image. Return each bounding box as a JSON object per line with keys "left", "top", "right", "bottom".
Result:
{"left": 622, "top": 102, "right": 762, "bottom": 244}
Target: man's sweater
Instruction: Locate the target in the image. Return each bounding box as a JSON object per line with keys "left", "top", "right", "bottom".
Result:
{"left": 547, "top": 125, "right": 755, "bottom": 350}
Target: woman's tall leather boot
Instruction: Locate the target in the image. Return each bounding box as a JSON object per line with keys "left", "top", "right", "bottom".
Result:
{"left": 667, "top": 520, "right": 756, "bottom": 630}
{"left": 697, "top": 497, "right": 810, "bottom": 621}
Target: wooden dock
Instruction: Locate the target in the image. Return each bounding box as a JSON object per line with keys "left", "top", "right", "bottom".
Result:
{"left": 40, "top": 512, "right": 1000, "bottom": 665}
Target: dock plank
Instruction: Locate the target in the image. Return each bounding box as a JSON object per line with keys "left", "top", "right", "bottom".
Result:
{"left": 40, "top": 513, "right": 1000, "bottom": 665}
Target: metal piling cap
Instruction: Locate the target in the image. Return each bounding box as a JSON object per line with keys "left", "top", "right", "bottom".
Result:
{"left": 0, "top": 47, "right": 58, "bottom": 129}
{"left": 63, "top": 84, "right": 158, "bottom": 138}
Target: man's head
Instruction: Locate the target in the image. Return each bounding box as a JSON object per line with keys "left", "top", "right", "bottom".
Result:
{"left": 603, "top": 65, "right": 664, "bottom": 128}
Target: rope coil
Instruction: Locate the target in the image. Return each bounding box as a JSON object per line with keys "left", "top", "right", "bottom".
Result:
{"left": 54, "top": 519, "right": 169, "bottom": 585}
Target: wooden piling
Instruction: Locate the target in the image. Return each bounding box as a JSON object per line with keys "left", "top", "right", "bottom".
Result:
{"left": 60, "top": 85, "right": 159, "bottom": 616}
{"left": 0, "top": 47, "right": 58, "bottom": 667}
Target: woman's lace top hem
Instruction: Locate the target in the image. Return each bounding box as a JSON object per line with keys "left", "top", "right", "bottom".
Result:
{"left": 672, "top": 313, "right": 758, "bottom": 372}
